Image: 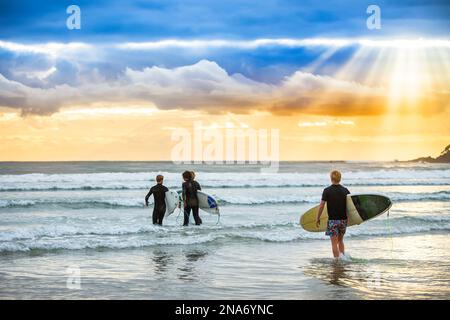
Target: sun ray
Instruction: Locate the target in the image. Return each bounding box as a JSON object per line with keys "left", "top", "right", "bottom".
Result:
{"left": 302, "top": 46, "right": 342, "bottom": 74}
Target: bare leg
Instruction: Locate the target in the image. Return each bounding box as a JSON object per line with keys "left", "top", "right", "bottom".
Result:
{"left": 330, "top": 235, "right": 340, "bottom": 258}
{"left": 338, "top": 233, "right": 345, "bottom": 255}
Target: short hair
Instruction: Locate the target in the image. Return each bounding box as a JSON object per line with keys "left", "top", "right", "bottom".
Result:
{"left": 190, "top": 171, "right": 196, "bottom": 179}
{"left": 182, "top": 171, "right": 192, "bottom": 180}
{"left": 156, "top": 175, "right": 164, "bottom": 183}
{"left": 330, "top": 170, "right": 341, "bottom": 183}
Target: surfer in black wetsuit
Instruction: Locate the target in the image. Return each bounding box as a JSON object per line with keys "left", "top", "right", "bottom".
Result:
{"left": 182, "top": 171, "right": 202, "bottom": 226}
{"left": 316, "top": 170, "right": 350, "bottom": 260}
{"left": 145, "top": 175, "right": 169, "bottom": 225}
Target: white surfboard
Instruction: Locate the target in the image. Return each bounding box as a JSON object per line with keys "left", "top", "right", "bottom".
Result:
{"left": 177, "top": 190, "right": 220, "bottom": 215}
{"left": 165, "top": 190, "right": 180, "bottom": 216}
{"left": 196, "top": 191, "right": 220, "bottom": 215}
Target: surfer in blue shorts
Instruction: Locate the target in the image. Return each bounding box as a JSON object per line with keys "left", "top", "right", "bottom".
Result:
{"left": 316, "top": 170, "right": 350, "bottom": 259}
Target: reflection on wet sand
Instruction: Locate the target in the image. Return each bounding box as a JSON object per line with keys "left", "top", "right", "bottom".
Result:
{"left": 151, "top": 249, "right": 172, "bottom": 275}
{"left": 303, "top": 257, "right": 387, "bottom": 300}
{"left": 304, "top": 258, "right": 354, "bottom": 287}
{"left": 149, "top": 247, "right": 209, "bottom": 281}
{"left": 329, "top": 262, "right": 347, "bottom": 286}
{"left": 178, "top": 249, "right": 208, "bottom": 281}
{"left": 303, "top": 257, "right": 450, "bottom": 299}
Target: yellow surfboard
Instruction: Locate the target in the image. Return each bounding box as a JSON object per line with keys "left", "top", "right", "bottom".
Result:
{"left": 300, "top": 194, "right": 391, "bottom": 232}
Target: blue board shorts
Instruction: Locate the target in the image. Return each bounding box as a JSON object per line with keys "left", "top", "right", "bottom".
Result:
{"left": 325, "top": 219, "right": 348, "bottom": 237}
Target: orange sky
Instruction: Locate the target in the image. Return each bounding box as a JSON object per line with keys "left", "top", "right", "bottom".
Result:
{"left": 1, "top": 104, "right": 449, "bottom": 161}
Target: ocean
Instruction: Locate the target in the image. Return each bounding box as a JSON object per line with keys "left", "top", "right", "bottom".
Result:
{"left": 0, "top": 161, "right": 449, "bottom": 299}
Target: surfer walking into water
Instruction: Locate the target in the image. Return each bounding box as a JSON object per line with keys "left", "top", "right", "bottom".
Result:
{"left": 316, "top": 170, "right": 350, "bottom": 260}
{"left": 182, "top": 171, "right": 202, "bottom": 226}
{"left": 145, "top": 175, "right": 169, "bottom": 225}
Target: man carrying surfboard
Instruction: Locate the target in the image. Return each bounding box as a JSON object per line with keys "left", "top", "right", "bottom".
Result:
{"left": 315, "top": 170, "right": 350, "bottom": 259}
{"left": 182, "top": 171, "right": 202, "bottom": 226}
{"left": 145, "top": 175, "right": 169, "bottom": 225}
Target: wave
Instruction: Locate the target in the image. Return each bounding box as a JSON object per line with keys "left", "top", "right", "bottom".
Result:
{"left": 2, "top": 180, "right": 450, "bottom": 192}
{"left": 0, "top": 199, "right": 147, "bottom": 209}
{"left": 218, "top": 191, "right": 450, "bottom": 205}
{"left": 1, "top": 190, "right": 449, "bottom": 209}
{"left": 1, "top": 216, "right": 449, "bottom": 253}
{"left": 1, "top": 216, "right": 449, "bottom": 241}
{"left": 1, "top": 169, "right": 449, "bottom": 192}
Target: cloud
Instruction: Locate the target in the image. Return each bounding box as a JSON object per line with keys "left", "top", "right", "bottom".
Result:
{"left": 0, "top": 39, "right": 448, "bottom": 117}
{"left": 0, "top": 41, "right": 92, "bottom": 57}
{"left": 117, "top": 38, "right": 450, "bottom": 50}
{"left": 0, "top": 60, "right": 275, "bottom": 115}
{"left": 272, "top": 71, "right": 388, "bottom": 115}
{"left": 0, "top": 58, "right": 396, "bottom": 116}
{"left": 2, "top": 39, "right": 449, "bottom": 55}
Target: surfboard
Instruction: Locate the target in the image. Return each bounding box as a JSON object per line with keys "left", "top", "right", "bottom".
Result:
{"left": 300, "top": 194, "right": 392, "bottom": 232}
{"left": 177, "top": 190, "right": 220, "bottom": 215}
{"left": 165, "top": 190, "right": 180, "bottom": 216}
{"left": 196, "top": 191, "right": 220, "bottom": 215}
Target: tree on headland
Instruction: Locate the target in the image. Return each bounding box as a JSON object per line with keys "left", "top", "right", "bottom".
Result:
{"left": 409, "top": 144, "right": 450, "bottom": 163}
{"left": 437, "top": 144, "right": 450, "bottom": 162}
{"left": 440, "top": 144, "right": 450, "bottom": 156}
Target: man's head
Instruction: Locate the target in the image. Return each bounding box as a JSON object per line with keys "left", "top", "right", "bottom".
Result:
{"left": 156, "top": 175, "right": 164, "bottom": 184}
{"left": 330, "top": 170, "right": 342, "bottom": 184}
{"left": 182, "top": 171, "right": 192, "bottom": 181}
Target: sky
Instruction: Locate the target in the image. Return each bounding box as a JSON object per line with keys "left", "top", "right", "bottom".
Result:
{"left": 0, "top": 0, "right": 449, "bottom": 161}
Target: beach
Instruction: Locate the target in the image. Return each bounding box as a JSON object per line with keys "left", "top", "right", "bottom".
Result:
{"left": 0, "top": 161, "right": 449, "bottom": 299}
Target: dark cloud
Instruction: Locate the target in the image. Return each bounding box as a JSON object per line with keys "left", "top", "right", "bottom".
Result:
{"left": 0, "top": 59, "right": 403, "bottom": 117}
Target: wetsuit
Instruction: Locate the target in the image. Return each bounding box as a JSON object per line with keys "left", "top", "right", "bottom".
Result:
{"left": 182, "top": 180, "right": 202, "bottom": 226}
{"left": 145, "top": 184, "right": 169, "bottom": 225}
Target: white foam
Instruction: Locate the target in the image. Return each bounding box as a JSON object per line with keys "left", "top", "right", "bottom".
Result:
{"left": 0, "top": 217, "right": 449, "bottom": 253}
{"left": 1, "top": 168, "right": 449, "bottom": 191}
{"left": 2, "top": 189, "right": 449, "bottom": 208}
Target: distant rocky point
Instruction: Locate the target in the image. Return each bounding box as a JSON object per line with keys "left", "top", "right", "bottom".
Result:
{"left": 408, "top": 144, "right": 450, "bottom": 163}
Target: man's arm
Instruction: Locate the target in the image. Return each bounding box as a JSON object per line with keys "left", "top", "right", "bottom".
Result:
{"left": 316, "top": 200, "right": 326, "bottom": 228}
{"left": 316, "top": 188, "right": 328, "bottom": 227}
{"left": 145, "top": 189, "right": 153, "bottom": 206}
